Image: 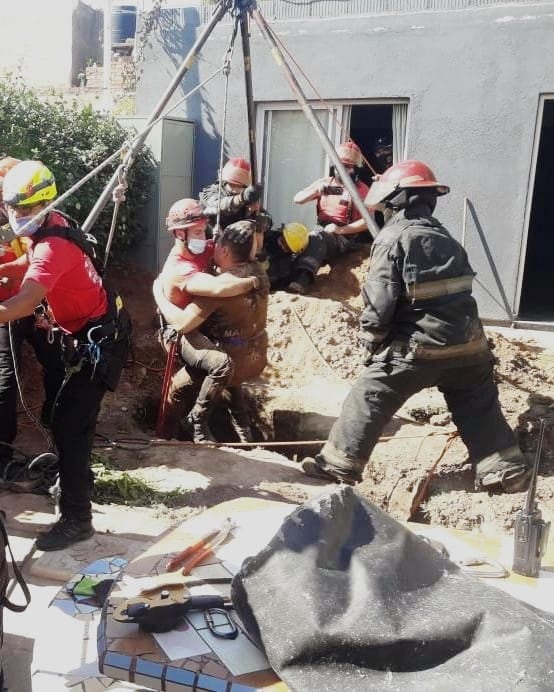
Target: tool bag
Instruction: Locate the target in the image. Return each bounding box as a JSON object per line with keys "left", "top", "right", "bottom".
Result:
{"left": 231, "top": 487, "right": 554, "bottom": 692}
{"left": 0, "top": 512, "right": 31, "bottom": 688}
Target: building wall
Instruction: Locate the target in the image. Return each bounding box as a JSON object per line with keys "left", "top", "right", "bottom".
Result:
{"left": 136, "top": 3, "right": 554, "bottom": 320}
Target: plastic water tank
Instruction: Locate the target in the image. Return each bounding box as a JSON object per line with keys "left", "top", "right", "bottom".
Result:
{"left": 111, "top": 5, "right": 137, "bottom": 45}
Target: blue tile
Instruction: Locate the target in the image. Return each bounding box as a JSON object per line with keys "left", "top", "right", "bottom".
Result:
{"left": 165, "top": 667, "right": 197, "bottom": 685}
{"left": 229, "top": 684, "right": 257, "bottom": 692}
{"left": 196, "top": 673, "right": 227, "bottom": 691}
{"left": 103, "top": 651, "right": 133, "bottom": 671}
{"left": 135, "top": 658, "right": 164, "bottom": 679}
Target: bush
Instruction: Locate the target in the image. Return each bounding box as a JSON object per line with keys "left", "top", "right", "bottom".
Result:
{"left": 0, "top": 75, "right": 155, "bottom": 264}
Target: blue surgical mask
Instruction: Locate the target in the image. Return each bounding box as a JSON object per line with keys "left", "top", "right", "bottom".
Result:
{"left": 8, "top": 209, "right": 42, "bottom": 237}
{"left": 188, "top": 238, "right": 207, "bottom": 255}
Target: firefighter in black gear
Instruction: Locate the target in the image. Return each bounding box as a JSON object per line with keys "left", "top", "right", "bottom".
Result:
{"left": 200, "top": 157, "right": 263, "bottom": 230}
{"left": 301, "top": 160, "right": 531, "bottom": 494}
{"left": 260, "top": 222, "right": 310, "bottom": 291}
{"left": 288, "top": 141, "right": 371, "bottom": 295}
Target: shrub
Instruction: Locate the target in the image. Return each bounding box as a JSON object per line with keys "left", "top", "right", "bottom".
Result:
{"left": 0, "top": 75, "right": 155, "bottom": 264}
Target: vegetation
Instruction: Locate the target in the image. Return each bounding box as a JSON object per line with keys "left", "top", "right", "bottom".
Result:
{"left": 91, "top": 456, "right": 189, "bottom": 507}
{"left": 0, "top": 75, "right": 155, "bottom": 263}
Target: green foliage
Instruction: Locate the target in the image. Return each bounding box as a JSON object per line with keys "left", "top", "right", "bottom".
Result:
{"left": 0, "top": 74, "right": 155, "bottom": 263}
{"left": 91, "top": 457, "right": 188, "bottom": 507}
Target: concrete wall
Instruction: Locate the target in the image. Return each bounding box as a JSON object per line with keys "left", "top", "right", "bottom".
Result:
{"left": 135, "top": 3, "right": 554, "bottom": 320}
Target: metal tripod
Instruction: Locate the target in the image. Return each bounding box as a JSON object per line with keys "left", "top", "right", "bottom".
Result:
{"left": 82, "top": 0, "right": 379, "bottom": 240}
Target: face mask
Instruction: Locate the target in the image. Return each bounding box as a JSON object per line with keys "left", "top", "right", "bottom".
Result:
{"left": 8, "top": 209, "right": 42, "bottom": 237}
{"left": 188, "top": 238, "right": 207, "bottom": 255}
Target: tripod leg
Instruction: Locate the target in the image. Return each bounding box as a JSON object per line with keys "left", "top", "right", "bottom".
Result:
{"left": 240, "top": 12, "right": 258, "bottom": 182}
{"left": 83, "top": 0, "right": 231, "bottom": 234}
{"left": 250, "top": 7, "right": 379, "bottom": 240}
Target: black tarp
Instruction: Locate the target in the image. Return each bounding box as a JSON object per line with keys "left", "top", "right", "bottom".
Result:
{"left": 231, "top": 487, "right": 554, "bottom": 691}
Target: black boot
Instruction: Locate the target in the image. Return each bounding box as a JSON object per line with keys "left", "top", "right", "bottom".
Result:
{"left": 35, "top": 516, "right": 94, "bottom": 551}
{"left": 300, "top": 456, "right": 361, "bottom": 485}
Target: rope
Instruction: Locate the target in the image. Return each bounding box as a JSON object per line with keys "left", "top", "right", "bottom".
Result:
{"left": 103, "top": 164, "right": 128, "bottom": 272}
{"left": 215, "top": 16, "right": 240, "bottom": 236}
{"left": 15, "top": 65, "right": 227, "bottom": 236}
{"left": 264, "top": 22, "right": 377, "bottom": 176}
{"left": 8, "top": 322, "right": 53, "bottom": 450}
{"left": 409, "top": 431, "right": 459, "bottom": 519}
{"left": 92, "top": 429, "right": 455, "bottom": 452}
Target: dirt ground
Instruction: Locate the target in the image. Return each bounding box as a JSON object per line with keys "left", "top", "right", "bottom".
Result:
{"left": 15, "top": 248, "right": 554, "bottom": 535}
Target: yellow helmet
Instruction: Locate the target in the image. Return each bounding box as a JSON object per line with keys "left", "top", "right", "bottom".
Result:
{"left": 2, "top": 161, "right": 57, "bottom": 207}
{"left": 282, "top": 222, "right": 309, "bottom": 254}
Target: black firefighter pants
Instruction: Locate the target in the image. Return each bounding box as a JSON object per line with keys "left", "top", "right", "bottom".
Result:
{"left": 52, "top": 363, "right": 107, "bottom": 523}
{"left": 293, "top": 227, "right": 357, "bottom": 281}
{"left": 0, "top": 318, "right": 65, "bottom": 457}
{"left": 53, "top": 320, "right": 130, "bottom": 523}
{"left": 319, "top": 355, "right": 517, "bottom": 480}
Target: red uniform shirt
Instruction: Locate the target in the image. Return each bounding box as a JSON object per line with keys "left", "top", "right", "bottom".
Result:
{"left": 160, "top": 241, "right": 214, "bottom": 308}
{"left": 316, "top": 178, "right": 370, "bottom": 225}
{"left": 23, "top": 213, "right": 107, "bottom": 334}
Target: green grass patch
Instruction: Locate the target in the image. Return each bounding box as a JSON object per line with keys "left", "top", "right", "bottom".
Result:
{"left": 91, "top": 456, "right": 188, "bottom": 507}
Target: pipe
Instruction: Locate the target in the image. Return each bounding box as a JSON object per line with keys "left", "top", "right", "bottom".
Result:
{"left": 251, "top": 8, "right": 380, "bottom": 239}
{"left": 82, "top": 0, "right": 230, "bottom": 234}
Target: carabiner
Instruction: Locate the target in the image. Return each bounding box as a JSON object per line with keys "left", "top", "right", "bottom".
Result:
{"left": 204, "top": 607, "right": 239, "bottom": 640}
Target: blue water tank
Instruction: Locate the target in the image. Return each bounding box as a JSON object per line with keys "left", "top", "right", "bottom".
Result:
{"left": 111, "top": 5, "right": 137, "bottom": 45}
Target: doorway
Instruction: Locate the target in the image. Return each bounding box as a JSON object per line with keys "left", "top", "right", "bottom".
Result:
{"left": 519, "top": 99, "right": 554, "bottom": 320}
{"left": 349, "top": 104, "right": 394, "bottom": 186}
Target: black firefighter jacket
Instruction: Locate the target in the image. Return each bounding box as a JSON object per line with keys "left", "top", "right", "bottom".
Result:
{"left": 359, "top": 204, "right": 490, "bottom": 361}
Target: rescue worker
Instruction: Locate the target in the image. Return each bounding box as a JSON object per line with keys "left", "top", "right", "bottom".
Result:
{"left": 301, "top": 160, "right": 531, "bottom": 494}
{"left": 154, "top": 220, "right": 269, "bottom": 443}
{"left": 1, "top": 161, "right": 131, "bottom": 550}
{"left": 157, "top": 200, "right": 261, "bottom": 443}
{"left": 200, "top": 157, "right": 270, "bottom": 259}
{"left": 288, "top": 141, "right": 372, "bottom": 294}
{"left": 0, "top": 156, "right": 64, "bottom": 470}
{"left": 260, "top": 222, "right": 310, "bottom": 291}
{"left": 200, "top": 157, "right": 263, "bottom": 230}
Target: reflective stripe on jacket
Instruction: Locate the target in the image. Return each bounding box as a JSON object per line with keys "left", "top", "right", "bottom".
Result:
{"left": 360, "top": 205, "right": 489, "bottom": 358}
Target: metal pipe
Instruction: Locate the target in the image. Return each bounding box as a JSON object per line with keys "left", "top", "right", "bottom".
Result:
{"left": 251, "top": 8, "right": 380, "bottom": 239}
{"left": 82, "top": 0, "right": 230, "bottom": 234}
{"left": 461, "top": 195, "right": 468, "bottom": 248}
{"left": 240, "top": 13, "right": 258, "bottom": 182}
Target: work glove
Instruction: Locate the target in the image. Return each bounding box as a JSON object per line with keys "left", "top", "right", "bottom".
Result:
{"left": 242, "top": 183, "right": 262, "bottom": 204}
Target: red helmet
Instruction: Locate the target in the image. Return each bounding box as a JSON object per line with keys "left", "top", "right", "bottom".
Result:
{"left": 365, "top": 160, "right": 449, "bottom": 207}
{"left": 337, "top": 141, "right": 363, "bottom": 168}
{"left": 166, "top": 198, "right": 206, "bottom": 233}
{"left": 221, "top": 158, "right": 251, "bottom": 187}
